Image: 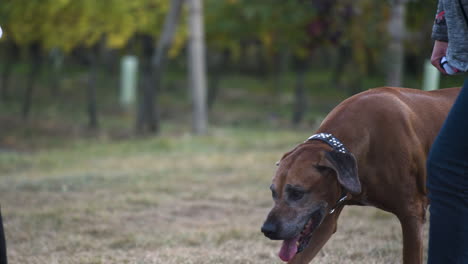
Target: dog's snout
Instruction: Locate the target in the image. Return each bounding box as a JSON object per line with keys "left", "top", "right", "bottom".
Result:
{"left": 261, "top": 221, "right": 280, "bottom": 240}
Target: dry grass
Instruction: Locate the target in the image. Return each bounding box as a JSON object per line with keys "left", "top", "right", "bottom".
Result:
{"left": 0, "top": 127, "right": 428, "bottom": 263}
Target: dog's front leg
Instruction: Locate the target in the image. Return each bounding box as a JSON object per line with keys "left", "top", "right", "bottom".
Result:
{"left": 397, "top": 212, "right": 426, "bottom": 264}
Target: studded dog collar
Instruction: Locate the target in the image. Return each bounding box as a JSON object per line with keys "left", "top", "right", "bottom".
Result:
{"left": 305, "top": 133, "right": 349, "bottom": 154}
{"left": 305, "top": 133, "right": 350, "bottom": 214}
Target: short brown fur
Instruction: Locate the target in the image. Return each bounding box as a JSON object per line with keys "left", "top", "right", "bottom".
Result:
{"left": 262, "top": 87, "right": 460, "bottom": 264}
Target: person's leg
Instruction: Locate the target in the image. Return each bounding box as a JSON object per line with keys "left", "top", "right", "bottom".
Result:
{"left": 426, "top": 80, "right": 468, "bottom": 264}
{"left": 0, "top": 206, "right": 7, "bottom": 264}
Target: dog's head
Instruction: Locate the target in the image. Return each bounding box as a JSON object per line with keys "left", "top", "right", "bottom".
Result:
{"left": 261, "top": 142, "right": 360, "bottom": 262}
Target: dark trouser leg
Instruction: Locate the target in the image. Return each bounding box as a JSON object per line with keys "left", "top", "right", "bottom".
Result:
{"left": 0, "top": 207, "right": 6, "bottom": 264}
{"left": 427, "top": 80, "right": 468, "bottom": 264}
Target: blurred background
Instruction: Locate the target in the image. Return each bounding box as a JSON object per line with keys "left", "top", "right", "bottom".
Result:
{"left": 0, "top": 0, "right": 464, "bottom": 263}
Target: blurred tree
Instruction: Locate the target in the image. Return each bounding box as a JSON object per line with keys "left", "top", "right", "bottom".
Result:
{"left": 386, "top": 0, "right": 408, "bottom": 87}
{"left": 204, "top": 0, "right": 315, "bottom": 124}
{"left": 85, "top": 42, "right": 103, "bottom": 130}
{"left": 205, "top": 0, "right": 313, "bottom": 65}
{"left": 335, "top": 0, "right": 390, "bottom": 93}
{"left": 188, "top": 0, "right": 208, "bottom": 134}
{"left": 0, "top": 40, "right": 19, "bottom": 103}
{"left": 0, "top": 0, "right": 173, "bottom": 127}
{"left": 21, "top": 42, "right": 42, "bottom": 120}
{"left": 291, "top": 56, "right": 308, "bottom": 126}
{"left": 136, "top": 0, "right": 184, "bottom": 134}
{"left": 406, "top": 0, "right": 437, "bottom": 77}
{"left": 207, "top": 49, "right": 229, "bottom": 110}
{"left": 0, "top": 0, "right": 437, "bottom": 129}
{"left": 48, "top": 48, "right": 64, "bottom": 97}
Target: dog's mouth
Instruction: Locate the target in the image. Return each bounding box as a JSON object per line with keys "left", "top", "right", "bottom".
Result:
{"left": 278, "top": 208, "right": 325, "bottom": 262}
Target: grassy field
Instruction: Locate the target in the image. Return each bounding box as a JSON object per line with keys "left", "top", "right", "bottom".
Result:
{"left": 0, "top": 127, "right": 428, "bottom": 264}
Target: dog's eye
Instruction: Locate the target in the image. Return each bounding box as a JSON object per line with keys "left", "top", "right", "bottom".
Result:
{"left": 288, "top": 189, "right": 305, "bottom": 201}
{"left": 271, "top": 189, "right": 278, "bottom": 200}
{"left": 315, "top": 165, "right": 332, "bottom": 175}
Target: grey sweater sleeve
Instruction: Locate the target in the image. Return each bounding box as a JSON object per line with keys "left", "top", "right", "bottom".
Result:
{"left": 432, "top": 0, "right": 449, "bottom": 41}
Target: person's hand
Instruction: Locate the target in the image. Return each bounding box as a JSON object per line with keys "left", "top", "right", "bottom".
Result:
{"left": 431, "top": 40, "right": 448, "bottom": 74}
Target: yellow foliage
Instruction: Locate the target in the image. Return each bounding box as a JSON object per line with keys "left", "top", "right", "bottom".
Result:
{"left": 169, "top": 27, "right": 187, "bottom": 58}
{"left": 259, "top": 32, "right": 272, "bottom": 51}
{"left": 2, "top": 0, "right": 173, "bottom": 52}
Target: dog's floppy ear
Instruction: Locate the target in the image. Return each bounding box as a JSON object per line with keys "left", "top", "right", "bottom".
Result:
{"left": 320, "top": 150, "right": 361, "bottom": 194}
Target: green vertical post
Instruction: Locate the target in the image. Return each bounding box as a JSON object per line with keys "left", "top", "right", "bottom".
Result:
{"left": 120, "top": 55, "right": 138, "bottom": 108}
{"left": 422, "top": 59, "right": 440, "bottom": 91}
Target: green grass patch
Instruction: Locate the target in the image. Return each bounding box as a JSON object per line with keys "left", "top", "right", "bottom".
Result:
{"left": 0, "top": 126, "right": 428, "bottom": 263}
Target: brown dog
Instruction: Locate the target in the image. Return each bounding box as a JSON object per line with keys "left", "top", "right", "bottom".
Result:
{"left": 261, "top": 87, "right": 460, "bottom": 264}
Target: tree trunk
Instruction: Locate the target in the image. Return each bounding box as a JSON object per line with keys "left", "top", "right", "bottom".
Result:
{"left": 136, "top": 38, "right": 150, "bottom": 133}
{"left": 386, "top": 0, "right": 407, "bottom": 87}
{"left": 207, "top": 49, "right": 228, "bottom": 110}
{"left": 22, "top": 43, "right": 41, "bottom": 120}
{"left": 272, "top": 50, "right": 290, "bottom": 96}
{"left": 292, "top": 57, "right": 308, "bottom": 126}
{"left": 136, "top": 0, "right": 184, "bottom": 134}
{"left": 83, "top": 43, "right": 103, "bottom": 130}
{"left": 0, "top": 60, "right": 13, "bottom": 102}
{"left": 188, "top": 0, "right": 208, "bottom": 134}
{"left": 331, "top": 45, "right": 351, "bottom": 89}
{"left": 207, "top": 63, "right": 220, "bottom": 111}
{"left": 87, "top": 53, "right": 99, "bottom": 130}
{"left": 136, "top": 36, "right": 159, "bottom": 133}
{"left": 49, "top": 48, "right": 63, "bottom": 97}
{"left": 0, "top": 42, "right": 18, "bottom": 102}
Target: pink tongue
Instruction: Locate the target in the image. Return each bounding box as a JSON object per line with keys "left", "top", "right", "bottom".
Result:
{"left": 278, "top": 236, "right": 299, "bottom": 262}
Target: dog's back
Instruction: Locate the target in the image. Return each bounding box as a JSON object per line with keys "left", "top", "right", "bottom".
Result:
{"left": 318, "top": 87, "right": 460, "bottom": 210}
